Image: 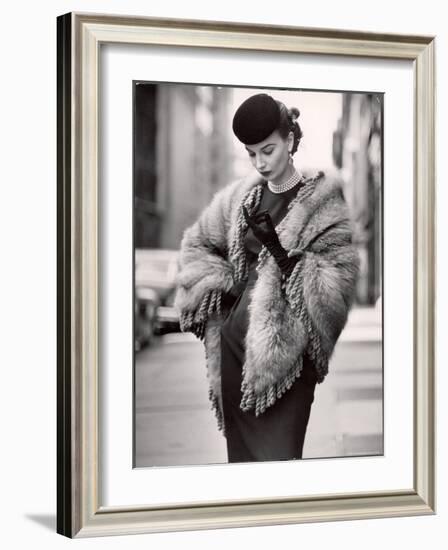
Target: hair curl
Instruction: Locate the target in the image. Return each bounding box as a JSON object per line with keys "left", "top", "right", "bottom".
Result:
{"left": 275, "top": 100, "right": 303, "bottom": 155}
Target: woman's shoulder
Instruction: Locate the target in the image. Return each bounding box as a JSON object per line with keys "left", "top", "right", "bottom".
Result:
{"left": 302, "top": 167, "right": 342, "bottom": 185}
{"left": 301, "top": 167, "right": 346, "bottom": 203}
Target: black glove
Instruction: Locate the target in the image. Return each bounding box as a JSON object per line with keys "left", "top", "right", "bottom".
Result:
{"left": 242, "top": 206, "right": 299, "bottom": 278}
{"left": 222, "top": 280, "right": 246, "bottom": 309}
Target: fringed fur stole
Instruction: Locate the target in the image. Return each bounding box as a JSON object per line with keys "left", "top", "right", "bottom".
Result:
{"left": 174, "top": 170, "right": 359, "bottom": 433}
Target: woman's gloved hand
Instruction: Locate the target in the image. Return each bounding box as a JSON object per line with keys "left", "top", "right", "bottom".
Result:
{"left": 222, "top": 280, "right": 246, "bottom": 309}
{"left": 242, "top": 206, "right": 279, "bottom": 247}
{"left": 242, "top": 205, "right": 299, "bottom": 278}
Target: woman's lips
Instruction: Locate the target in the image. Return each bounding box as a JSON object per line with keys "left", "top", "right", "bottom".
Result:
{"left": 260, "top": 171, "right": 271, "bottom": 177}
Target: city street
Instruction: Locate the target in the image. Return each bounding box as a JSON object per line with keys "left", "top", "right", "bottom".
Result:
{"left": 135, "top": 306, "right": 382, "bottom": 467}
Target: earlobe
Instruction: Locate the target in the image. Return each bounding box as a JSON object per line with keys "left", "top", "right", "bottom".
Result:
{"left": 288, "top": 134, "right": 294, "bottom": 152}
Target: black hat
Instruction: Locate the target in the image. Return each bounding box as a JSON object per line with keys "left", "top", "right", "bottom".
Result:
{"left": 232, "top": 93, "right": 280, "bottom": 145}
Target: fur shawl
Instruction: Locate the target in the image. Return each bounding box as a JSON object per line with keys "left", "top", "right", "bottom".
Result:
{"left": 174, "top": 170, "right": 359, "bottom": 431}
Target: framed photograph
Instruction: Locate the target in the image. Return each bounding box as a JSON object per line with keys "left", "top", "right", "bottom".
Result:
{"left": 57, "top": 12, "right": 436, "bottom": 538}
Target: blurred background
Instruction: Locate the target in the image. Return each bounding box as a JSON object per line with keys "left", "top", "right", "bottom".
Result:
{"left": 133, "top": 83, "right": 383, "bottom": 467}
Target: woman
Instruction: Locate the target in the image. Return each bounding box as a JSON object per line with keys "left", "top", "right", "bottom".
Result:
{"left": 174, "top": 93, "right": 359, "bottom": 463}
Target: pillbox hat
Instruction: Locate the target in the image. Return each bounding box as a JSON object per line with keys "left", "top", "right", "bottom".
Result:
{"left": 232, "top": 93, "right": 280, "bottom": 145}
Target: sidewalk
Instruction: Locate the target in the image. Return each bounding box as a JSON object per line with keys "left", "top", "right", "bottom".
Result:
{"left": 304, "top": 304, "right": 383, "bottom": 459}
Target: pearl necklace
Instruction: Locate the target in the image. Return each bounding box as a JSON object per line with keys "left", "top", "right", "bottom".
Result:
{"left": 267, "top": 169, "right": 304, "bottom": 194}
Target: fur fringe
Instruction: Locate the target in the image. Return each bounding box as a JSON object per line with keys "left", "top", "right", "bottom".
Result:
{"left": 208, "top": 387, "right": 225, "bottom": 435}
{"left": 284, "top": 257, "right": 329, "bottom": 381}
{"left": 240, "top": 356, "right": 305, "bottom": 416}
{"left": 228, "top": 184, "right": 264, "bottom": 283}
{"left": 179, "top": 288, "right": 228, "bottom": 433}
{"left": 179, "top": 288, "right": 223, "bottom": 341}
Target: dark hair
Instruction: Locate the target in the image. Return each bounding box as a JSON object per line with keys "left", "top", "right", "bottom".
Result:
{"left": 275, "top": 101, "right": 303, "bottom": 155}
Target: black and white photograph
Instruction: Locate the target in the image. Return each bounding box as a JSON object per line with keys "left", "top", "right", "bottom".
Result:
{"left": 133, "top": 83, "right": 383, "bottom": 467}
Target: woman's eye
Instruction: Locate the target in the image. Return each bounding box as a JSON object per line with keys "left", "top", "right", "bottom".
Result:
{"left": 247, "top": 149, "right": 272, "bottom": 158}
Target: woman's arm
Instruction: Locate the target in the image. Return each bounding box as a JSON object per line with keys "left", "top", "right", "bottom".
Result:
{"left": 173, "top": 180, "right": 242, "bottom": 337}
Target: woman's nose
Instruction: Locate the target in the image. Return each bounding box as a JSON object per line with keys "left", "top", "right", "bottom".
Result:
{"left": 255, "top": 156, "right": 266, "bottom": 170}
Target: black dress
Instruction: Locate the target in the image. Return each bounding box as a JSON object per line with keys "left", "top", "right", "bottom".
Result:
{"left": 220, "top": 180, "right": 318, "bottom": 463}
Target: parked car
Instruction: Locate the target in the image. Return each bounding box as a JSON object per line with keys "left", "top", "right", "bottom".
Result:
{"left": 134, "top": 286, "right": 159, "bottom": 352}
{"left": 154, "top": 286, "right": 181, "bottom": 334}
{"left": 135, "top": 248, "right": 180, "bottom": 335}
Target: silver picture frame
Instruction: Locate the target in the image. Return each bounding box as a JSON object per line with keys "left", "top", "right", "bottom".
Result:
{"left": 57, "top": 12, "right": 436, "bottom": 537}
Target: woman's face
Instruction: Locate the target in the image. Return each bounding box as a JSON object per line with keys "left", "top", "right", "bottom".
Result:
{"left": 245, "top": 129, "right": 294, "bottom": 185}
